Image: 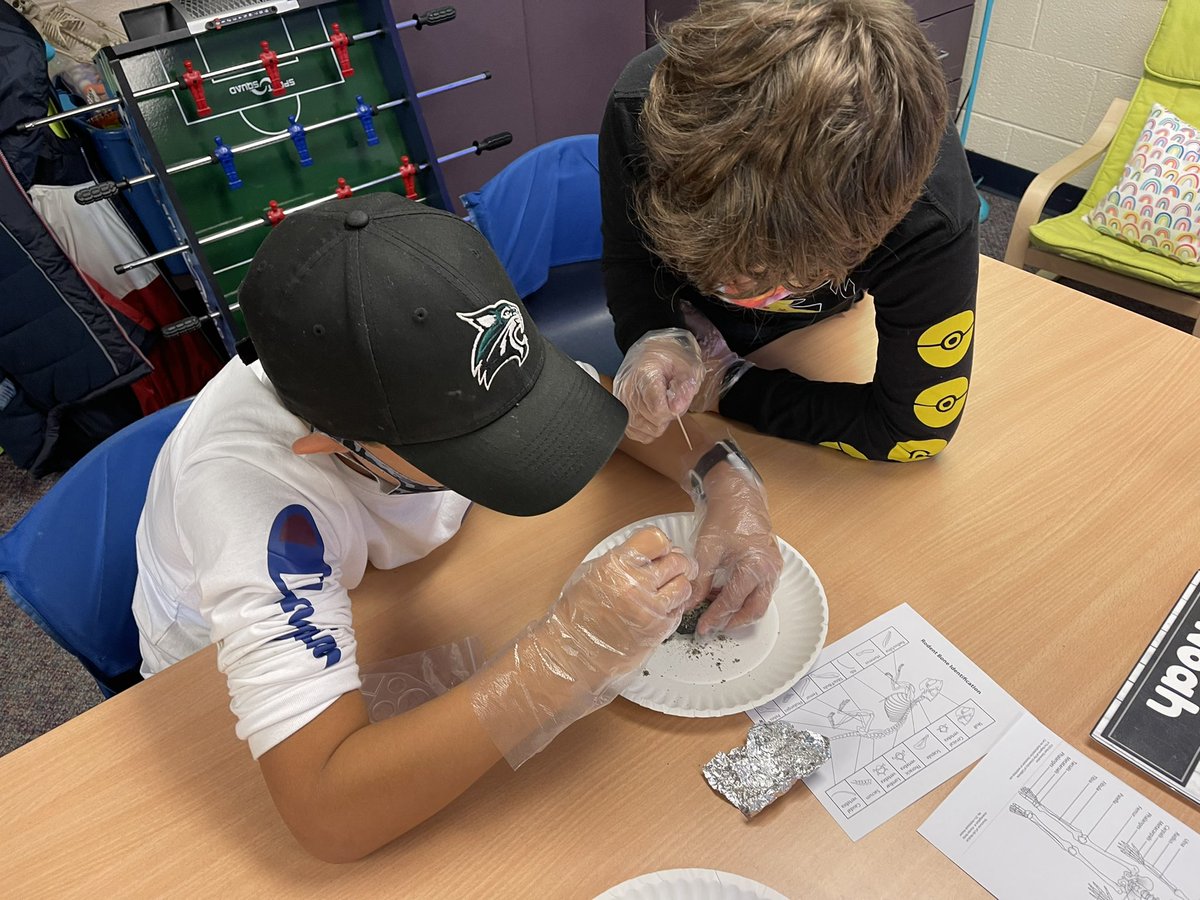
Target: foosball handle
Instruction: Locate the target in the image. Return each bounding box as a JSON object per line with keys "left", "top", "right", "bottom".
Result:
{"left": 414, "top": 6, "right": 456, "bottom": 28}
{"left": 75, "top": 181, "right": 125, "bottom": 205}
{"left": 474, "top": 131, "right": 513, "bottom": 154}
{"left": 162, "top": 316, "right": 205, "bottom": 339}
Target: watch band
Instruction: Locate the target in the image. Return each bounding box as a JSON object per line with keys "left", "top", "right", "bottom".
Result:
{"left": 688, "top": 439, "right": 761, "bottom": 500}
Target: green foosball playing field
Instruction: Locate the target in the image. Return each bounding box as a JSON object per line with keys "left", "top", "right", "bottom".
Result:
{"left": 89, "top": 1, "right": 499, "bottom": 352}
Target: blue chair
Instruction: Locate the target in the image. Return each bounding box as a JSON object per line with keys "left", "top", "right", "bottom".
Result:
{"left": 0, "top": 400, "right": 190, "bottom": 697}
{"left": 461, "top": 134, "right": 624, "bottom": 374}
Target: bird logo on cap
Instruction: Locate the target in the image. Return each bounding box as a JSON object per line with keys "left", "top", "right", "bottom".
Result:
{"left": 456, "top": 300, "right": 529, "bottom": 389}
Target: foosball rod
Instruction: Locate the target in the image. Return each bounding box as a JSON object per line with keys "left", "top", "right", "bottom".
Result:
{"left": 15, "top": 6, "right": 456, "bottom": 131}
{"left": 129, "top": 7, "right": 457, "bottom": 101}
{"left": 74, "top": 72, "right": 490, "bottom": 205}
{"left": 113, "top": 132, "right": 512, "bottom": 276}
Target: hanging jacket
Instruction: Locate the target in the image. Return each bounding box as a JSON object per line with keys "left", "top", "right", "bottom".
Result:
{"left": 0, "top": 5, "right": 161, "bottom": 475}
{"left": 0, "top": 4, "right": 90, "bottom": 190}
{"left": 0, "top": 148, "right": 152, "bottom": 475}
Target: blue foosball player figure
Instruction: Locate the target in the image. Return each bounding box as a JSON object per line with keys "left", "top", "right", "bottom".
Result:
{"left": 355, "top": 95, "right": 380, "bottom": 146}
{"left": 287, "top": 116, "right": 314, "bottom": 166}
{"left": 213, "top": 135, "right": 242, "bottom": 189}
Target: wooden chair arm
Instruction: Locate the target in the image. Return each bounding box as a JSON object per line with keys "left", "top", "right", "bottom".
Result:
{"left": 1004, "top": 97, "right": 1130, "bottom": 267}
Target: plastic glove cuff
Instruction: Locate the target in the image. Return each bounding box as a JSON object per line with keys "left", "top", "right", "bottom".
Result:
{"left": 719, "top": 360, "right": 754, "bottom": 398}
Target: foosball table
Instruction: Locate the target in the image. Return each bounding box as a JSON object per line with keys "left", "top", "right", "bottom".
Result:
{"left": 20, "top": 0, "right": 510, "bottom": 354}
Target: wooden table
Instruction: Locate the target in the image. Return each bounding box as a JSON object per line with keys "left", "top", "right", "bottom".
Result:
{"left": 4, "top": 257, "right": 1200, "bottom": 897}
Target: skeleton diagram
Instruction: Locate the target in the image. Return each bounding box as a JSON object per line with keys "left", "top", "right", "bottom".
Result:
{"left": 1009, "top": 787, "right": 1191, "bottom": 900}
{"left": 826, "top": 663, "right": 944, "bottom": 740}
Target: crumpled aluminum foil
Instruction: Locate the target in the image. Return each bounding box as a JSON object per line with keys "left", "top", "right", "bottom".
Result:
{"left": 703, "top": 721, "right": 831, "bottom": 818}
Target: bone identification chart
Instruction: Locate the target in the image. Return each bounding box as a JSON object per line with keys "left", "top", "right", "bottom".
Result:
{"left": 747, "top": 603, "right": 1025, "bottom": 840}
{"left": 919, "top": 713, "right": 1200, "bottom": 899}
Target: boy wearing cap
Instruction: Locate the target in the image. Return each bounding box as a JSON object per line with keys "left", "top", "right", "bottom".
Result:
{"left": 603, "top": 0, "right": 978, "bottom": 462}
{"left": 131, "top": 194, "right": 781, "bottom": 861}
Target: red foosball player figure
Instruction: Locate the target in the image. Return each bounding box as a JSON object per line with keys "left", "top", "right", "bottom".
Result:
{"left": 398, "top": 155, "right": 419, "bottom": 200}
{"left": 330, "top": 23, "right": 354, "bottom": 78}
{"left": 335, "top": 177, "right": 353, "bottom": 199}
{"left": 266, "top": 200, "right": 286, "bottom": 225}
{"left": 259, "top": 41, "right": 285, "bottom": 96}
{"left": 182, "top": 60, "right": 211, "bottom": 118}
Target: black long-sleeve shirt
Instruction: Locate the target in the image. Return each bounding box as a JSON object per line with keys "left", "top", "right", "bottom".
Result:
{"left": 600, "top": 46, "right": 980, "bottom": 462}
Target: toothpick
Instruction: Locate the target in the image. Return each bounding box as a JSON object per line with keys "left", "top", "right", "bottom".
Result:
{"left": 676, "top": 414, "right": 693, "bottom": 450}
{"left": 666, "top": 385, "right": 693, "bottom": 449}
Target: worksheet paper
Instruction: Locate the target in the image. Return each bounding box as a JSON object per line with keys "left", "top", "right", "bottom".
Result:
{"left": 919, "top": 713, "right": 1200, "bottom": 899}
{"left": 747, "top": 603, "right": 1024, "bottom": 840}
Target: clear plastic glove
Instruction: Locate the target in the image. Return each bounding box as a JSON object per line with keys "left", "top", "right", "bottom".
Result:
{"left": 471, "top": 527, "right": 696, "bottom": 768}
{"left": 613, "top": 328, "right": 705, "bottom": 443}
{"left": 680, "top": 303, "right": 753, "bottom": 414}
{"left": 687, "top": 459, "right": 783, "bottom": 637}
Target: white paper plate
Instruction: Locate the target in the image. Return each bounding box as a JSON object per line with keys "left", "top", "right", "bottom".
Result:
{"left": 594, "top": 868, "right": 789, "bottom": 899}
{"left": 583, "top": 513, "right": 828, "bottom": 717}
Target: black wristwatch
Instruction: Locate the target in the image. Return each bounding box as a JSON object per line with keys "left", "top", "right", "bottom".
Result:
{"left": 688, "top": 439, "right": 761, "bottom": 501}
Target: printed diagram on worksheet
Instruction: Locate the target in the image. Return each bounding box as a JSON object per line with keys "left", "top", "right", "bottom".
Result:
{"left": 748, "top": 603, "right": 1025, "bottom": 841}
{"left": 1010, "top": 780, "right": 1191, "bottom": 900}
{"left": 920, "top": 713, "right": 1200, "bottom": 900}
{"left": 763, "top": 627, "right": 995, "bottom": 815}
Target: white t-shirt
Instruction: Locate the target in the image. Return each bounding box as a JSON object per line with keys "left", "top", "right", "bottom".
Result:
{"left": 131, "top": 358, "right": 473, "bottom": 759}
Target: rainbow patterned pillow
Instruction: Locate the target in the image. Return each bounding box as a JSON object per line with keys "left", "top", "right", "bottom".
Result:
{"left": 1084, "top": 104, "right": 1200, "bottom": 266}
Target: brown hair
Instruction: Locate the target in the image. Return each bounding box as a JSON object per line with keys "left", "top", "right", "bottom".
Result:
{"left": 637, "top": 0, "right": 949, "bottom": 296}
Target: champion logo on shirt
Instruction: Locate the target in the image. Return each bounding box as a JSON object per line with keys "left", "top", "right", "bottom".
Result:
{"left": 267, "top": 505, "right": 342, "bottom": 668}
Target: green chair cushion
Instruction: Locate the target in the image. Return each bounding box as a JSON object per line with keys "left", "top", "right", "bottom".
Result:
{"left": 1029, "top": 0, "right": 1200, "bottom": 294}
{"left": 1145, "top": 0, "right": 1200, "bottom": 86}
{"left": 1029, "top": 211, "right": 1200, "bottom": 294}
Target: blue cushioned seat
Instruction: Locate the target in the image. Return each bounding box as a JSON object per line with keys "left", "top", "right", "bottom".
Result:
{"left": 0, "top": 400, "right": 190, "bottom": 697}
{"left": 461, "top": 135, "right": 624, "bottom": 374}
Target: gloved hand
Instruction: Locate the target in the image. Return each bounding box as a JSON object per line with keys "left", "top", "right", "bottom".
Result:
{"left": 471, "top": 527, "right": 696, "bottom": 768}
{"left": 612, "top": 328, "right": 705, "bottom": 443}
{"left": 686, "top": 452, "right": 783, "bottom": 637}
{"left": 680, "top": 303, "right": 753, "bottom": 414}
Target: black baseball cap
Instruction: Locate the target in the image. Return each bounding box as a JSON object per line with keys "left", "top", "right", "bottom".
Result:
{"left": 237, "top": 192, "right": 627, "bottom": 516}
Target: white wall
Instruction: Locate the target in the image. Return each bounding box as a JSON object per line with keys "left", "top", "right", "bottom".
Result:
{"left": 960, "top": 0, "right": 1166, "bottom": 188}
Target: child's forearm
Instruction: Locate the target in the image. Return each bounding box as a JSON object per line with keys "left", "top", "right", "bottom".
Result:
{"left": 259, "top": 682, "right": 501, "bottom": 862}
{"left": 259, "top": 529, "right": 689, "bottom": 862}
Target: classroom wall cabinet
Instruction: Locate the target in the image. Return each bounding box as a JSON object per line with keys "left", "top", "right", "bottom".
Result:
{"left": 396, "top": 0, "right": 647, "bottom": 209}
{"left": 402, "top": 0, "right": 977, "bottom": 207}
{"left": 917, "top": 1, "right": 976, "bottom": 89}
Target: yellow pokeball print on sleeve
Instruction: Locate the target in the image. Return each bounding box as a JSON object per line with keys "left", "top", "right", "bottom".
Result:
{"left": 913, "top": 377, "right": 969, "bottom": 427}
{"left": 888, "top": 439, "right": 948, "bottom": 461}
{"left": 819, "top": 441, "right": 867, "bottom": 459}
{"left": 917, "top": 311, "right": 974, "bottom": 367}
